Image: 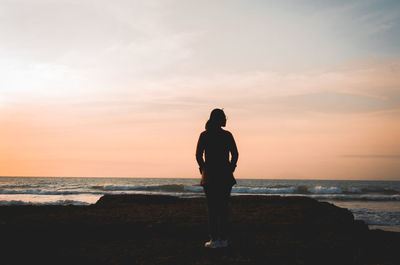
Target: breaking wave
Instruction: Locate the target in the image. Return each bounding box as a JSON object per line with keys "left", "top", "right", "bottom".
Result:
{"left": 0, "top": 199, "right": 90, "bottom": 206}
{"left": 0, "top": 189, "right": 102, "bottom": 195}
{"left": 1, "top": 182, "right": 399, "bottom": 203}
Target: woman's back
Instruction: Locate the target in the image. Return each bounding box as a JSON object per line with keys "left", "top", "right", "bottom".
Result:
{"left": 199, "top": 128, "right": 236, "bottom": 166}
{"left": 196, "top": 127, "right": 238, "bottom": 186}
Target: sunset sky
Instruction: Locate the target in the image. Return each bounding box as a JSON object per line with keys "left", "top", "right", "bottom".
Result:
{"left": 1, "top": 0, "right": 399, "bottom": 179}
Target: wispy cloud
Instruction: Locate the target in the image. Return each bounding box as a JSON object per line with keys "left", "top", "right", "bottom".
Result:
{"left": 340, "top": 155, "right": 400, "bottom": 159}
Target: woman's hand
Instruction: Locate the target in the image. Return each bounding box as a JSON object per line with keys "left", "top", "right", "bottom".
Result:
{"left": 230, "top": 163, "right": 237, "bottom": 173}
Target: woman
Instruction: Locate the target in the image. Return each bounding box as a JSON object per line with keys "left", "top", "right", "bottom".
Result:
{"left": 196, "top": 108, "right": 239, "bottom": 248}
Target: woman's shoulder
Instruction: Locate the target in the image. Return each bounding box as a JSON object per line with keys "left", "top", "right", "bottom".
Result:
{"left": 221, "top": 129, "right": 233, "bottom": 136}
{"left": 200, "top": 129, "right": 233, "bottom": 138}
{"left": 199, "top": 130, "right": 207, "bottom": 138}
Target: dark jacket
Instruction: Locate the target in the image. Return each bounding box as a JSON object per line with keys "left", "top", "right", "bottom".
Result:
{"left": 196, "top": 128, "right": 238, "bottom": 187}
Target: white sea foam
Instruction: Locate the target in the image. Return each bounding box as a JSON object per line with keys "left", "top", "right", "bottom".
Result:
{"left": 232, "top": 186, "right": 297, "bottom": 194}
{"left": 0, "top": 189, "right": 101, "bottom": 195}
{"left": 0, "top": 193, "right": 101, "bottom": 205}
{"left": 308, "top": 194, "right": 400, "bottom": 201}
{"left": 352, "top": 209, "right": 400, "bottom": 226}
{"left": 0, "top": 199, "right": 90, "bottom": 206}
{"left": 310, "top": 186, "right": 342, "bottom": 194}
{"left": 93, "top": 184, "right": 189, "bottom": 192}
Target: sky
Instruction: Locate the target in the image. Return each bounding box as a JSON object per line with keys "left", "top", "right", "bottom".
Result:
{"left": 0, "top": 0, "right": 399, "bottom": 179}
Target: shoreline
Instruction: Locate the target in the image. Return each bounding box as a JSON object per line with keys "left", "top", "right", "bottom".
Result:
{"left": 369, "top": 225, "right": 400, "bottom": 233}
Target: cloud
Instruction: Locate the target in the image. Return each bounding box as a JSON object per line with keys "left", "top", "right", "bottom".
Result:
{"left": 340, "top": 155, "right": 400, "bottom": 159}
{"left": 2, "top": 0, "right": 400, "bottom": 76}
{"left": 1, "top": 1, "right": 400, "bottom": 119}
{"left": 111, "top": 60, "right": 400, "bottom": 115}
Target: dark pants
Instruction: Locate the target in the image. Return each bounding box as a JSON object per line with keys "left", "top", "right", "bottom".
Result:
{"left": 203, "top": 184, "right": 232, "bottom": 240}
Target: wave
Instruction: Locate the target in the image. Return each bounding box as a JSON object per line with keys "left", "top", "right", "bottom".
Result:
{"left": 361, "top": 187, "right": 399, "bottom": 195}
{"left": 0, "top": 199, "right": 90, "bottom": 206}
{"left": 351, "top": 209, "right": 400, "bottom": 226}
{"left": 0, "top": 184, "right": 42, "bottom": 189}
{"left": 0, "top": 183, "right": 399, "bottom": 202}
{"left": 92, "top": 184, "right": 207, "bottom": 193}
{"left": 91, "top": 184, "right": 195, "bottom": 192}
{"left": 233, "top": 186, "right": 297, "bottom": 194}
{"left": 233, "top": 185, "right": 399, "bottom": 195}
{"left": 310, "top": 186, "right": 343, "bottom": 194}
{"left": 0, "top": 189, "right": 103, "bottom": 195}
{"left": 230, "top": 185, "right": 379, "bottom": 195}
{"left": 307, "top": 194, "right": 400, "bottom": 201}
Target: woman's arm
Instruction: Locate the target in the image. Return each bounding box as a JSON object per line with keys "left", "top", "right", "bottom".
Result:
{"left": 195, "top": 133, "right": 206, "bottom": 173}
{"left": 229, "top": 133, "right": 239, "bottom": 172}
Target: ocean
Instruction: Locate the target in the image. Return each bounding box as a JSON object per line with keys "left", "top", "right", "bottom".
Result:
{"left": 1, "top": 177, "right": 399, "bottom": 232}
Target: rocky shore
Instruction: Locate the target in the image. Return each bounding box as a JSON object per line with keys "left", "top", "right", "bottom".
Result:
{"left": 0, "top": 195, "right": 399, "bottom": 264}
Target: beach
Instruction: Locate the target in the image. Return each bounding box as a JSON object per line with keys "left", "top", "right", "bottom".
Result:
{"left": 1, "top": 194, "right": 399, "bottom": 265}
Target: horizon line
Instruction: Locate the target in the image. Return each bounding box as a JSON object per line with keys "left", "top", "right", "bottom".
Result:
{"left": 0, "top": 176, "right": 399, "bottom": 181}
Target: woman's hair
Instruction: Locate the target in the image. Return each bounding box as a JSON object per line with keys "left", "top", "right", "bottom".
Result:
{"left": 205, "top": 108, "right": 226, "bottom": 130}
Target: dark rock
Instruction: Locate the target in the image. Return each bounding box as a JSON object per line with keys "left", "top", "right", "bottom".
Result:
{"left": 0, "top": 195, "right": 398, "bottom": 265}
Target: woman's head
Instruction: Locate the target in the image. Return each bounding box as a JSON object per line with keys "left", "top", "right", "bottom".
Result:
{"left": 206, "top": 108, "right": 226, "bottom": 130}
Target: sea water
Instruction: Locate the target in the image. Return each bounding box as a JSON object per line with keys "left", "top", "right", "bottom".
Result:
{"left": 0, "top": 177, "right": 399, "bottom": 232}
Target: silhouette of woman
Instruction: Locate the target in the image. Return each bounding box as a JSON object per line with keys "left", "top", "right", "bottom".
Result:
{"left": 196, "top": 108, "right": 238, "bottom": 248}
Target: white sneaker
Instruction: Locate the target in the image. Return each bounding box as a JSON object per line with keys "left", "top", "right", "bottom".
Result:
{"left": 218, "top": 240, "right": 228, "bottom": 248}
{"left": 204, "top": 239, "right": 220, "bottom": 248}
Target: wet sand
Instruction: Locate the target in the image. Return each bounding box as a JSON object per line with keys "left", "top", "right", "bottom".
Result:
{"left": 0, "top": 195, "right": 399, "bottom": 265}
